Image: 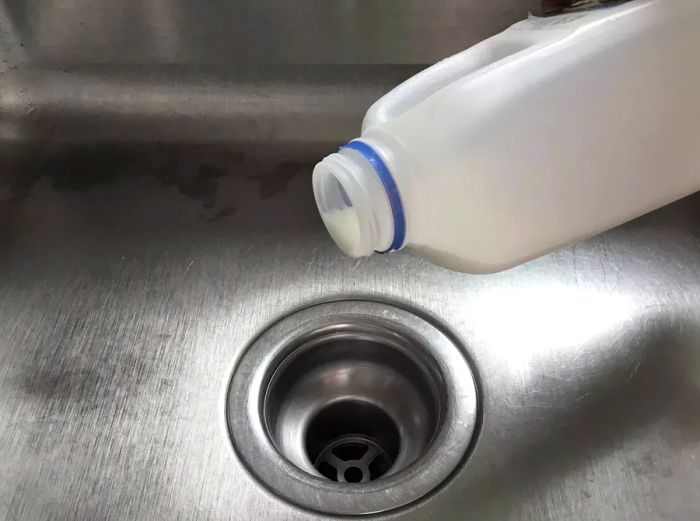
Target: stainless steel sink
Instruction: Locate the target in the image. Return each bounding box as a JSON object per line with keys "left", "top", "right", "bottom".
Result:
{"left": 1, "top": 1, "right": 699, "bottom": 520}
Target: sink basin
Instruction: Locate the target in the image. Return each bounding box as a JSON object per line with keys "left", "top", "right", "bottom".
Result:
{"left": 1, "top": 1, "right": 699, "bottom": 519}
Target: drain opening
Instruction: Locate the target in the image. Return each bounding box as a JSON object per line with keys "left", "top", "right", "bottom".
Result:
{"left": 344, "top": 466, "right": 363, "bottom": 483}
{"left": 227, "top": 301, "right": 479, "bottom": 515}
{"left": 306, "top": 400, "right": 399, "bottom": 483}
{"left": 263, "top": 328, "right": 445, "bottom": 484}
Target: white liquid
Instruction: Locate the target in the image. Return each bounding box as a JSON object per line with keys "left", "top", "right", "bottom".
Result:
{"left": 321, "top": 208, "right": 363, "bottom": 257}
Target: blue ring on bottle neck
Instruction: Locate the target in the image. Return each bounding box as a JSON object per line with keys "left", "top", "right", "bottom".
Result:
{"left": 339, "top": 140, "right": 406, "bottom": 253}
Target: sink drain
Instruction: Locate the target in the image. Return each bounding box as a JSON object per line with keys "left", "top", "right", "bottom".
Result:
{"left": 227, "top": 301, "right": 478, "bottom": 515}
{"left": 314, "top": 432, "right": 394, "bottom": 483}
{"left": 308, "top": 400, "right": 399, "bottom": 483}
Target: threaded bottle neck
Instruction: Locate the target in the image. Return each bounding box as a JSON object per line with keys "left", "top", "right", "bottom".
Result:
{"left": 313, "top": 144, "right": 397, "bottom": 257}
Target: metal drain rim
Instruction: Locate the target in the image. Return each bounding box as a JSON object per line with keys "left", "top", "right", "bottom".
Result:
{"left": 226, "top": 301, "right": 478, "bottom": 515}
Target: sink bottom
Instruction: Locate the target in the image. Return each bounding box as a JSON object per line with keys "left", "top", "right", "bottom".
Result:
{"left": 0, "top": 145, "right": 699, "bottom": 520}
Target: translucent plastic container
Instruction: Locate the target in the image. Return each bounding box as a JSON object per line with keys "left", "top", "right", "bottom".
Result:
{"left": 313, "top": 0, "right": 700, "bottom": 273}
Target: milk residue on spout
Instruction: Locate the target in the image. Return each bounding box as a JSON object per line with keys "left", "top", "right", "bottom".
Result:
{"left": 321, "top": 208, "right": 363, "bottom": 257}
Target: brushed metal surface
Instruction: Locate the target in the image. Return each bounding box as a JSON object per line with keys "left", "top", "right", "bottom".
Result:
{"left": 0, "top": 0, "right": 538, "bottom": 146}
{"left": 0, "top": 145, "right": 699, "bottom": 520}
{"left": 0, "top": 66, "right": 421, "bottom": 146}
{"left": 1, "top": 0, "right": 699, "bottom": 519}
{"left": 1, "top": 1, "right": 540, "bottom": 66}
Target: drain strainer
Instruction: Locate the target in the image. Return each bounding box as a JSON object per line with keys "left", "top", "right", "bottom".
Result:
{"left": 307, "top": 399, "right": 400, "bottom": 483}
{"left": 315, "top": 435, "right": 393, "bottom": 483}
{"left": 227, "top": 301, "right": 478, "bottom": 515}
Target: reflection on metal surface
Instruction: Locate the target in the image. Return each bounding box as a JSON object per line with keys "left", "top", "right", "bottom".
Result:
{"left": 0, "top": 0, "right": 540, "bottom": 146}
{"left": 227, "top": 301, "right": 477, "bottom": 515}
{"left": 0, "top": 67, "right": 421, "bottom": 146}
{"left": 470, "top": 285, "right": 636, "bottom": 372}
{"left": 0, "top": 1, "right": 540, "bottom": 66}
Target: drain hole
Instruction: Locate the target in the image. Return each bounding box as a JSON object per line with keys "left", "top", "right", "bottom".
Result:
{"left": 344, "top": 467, "right": 363, "bottom": 483}
{"left": 307, "top": 400, "right": 400, "bottom": 483}
{"left": 262, "top": 326, "right": 447, "bottom": 486}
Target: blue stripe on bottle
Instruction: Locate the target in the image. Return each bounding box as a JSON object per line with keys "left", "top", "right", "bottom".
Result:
{"left": 340, "top": 140, "right": 406, "bottom": 253}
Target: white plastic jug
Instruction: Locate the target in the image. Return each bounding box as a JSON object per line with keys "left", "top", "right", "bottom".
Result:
{"left": 312, "top": 0, "right": 700, "bottom": 273}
